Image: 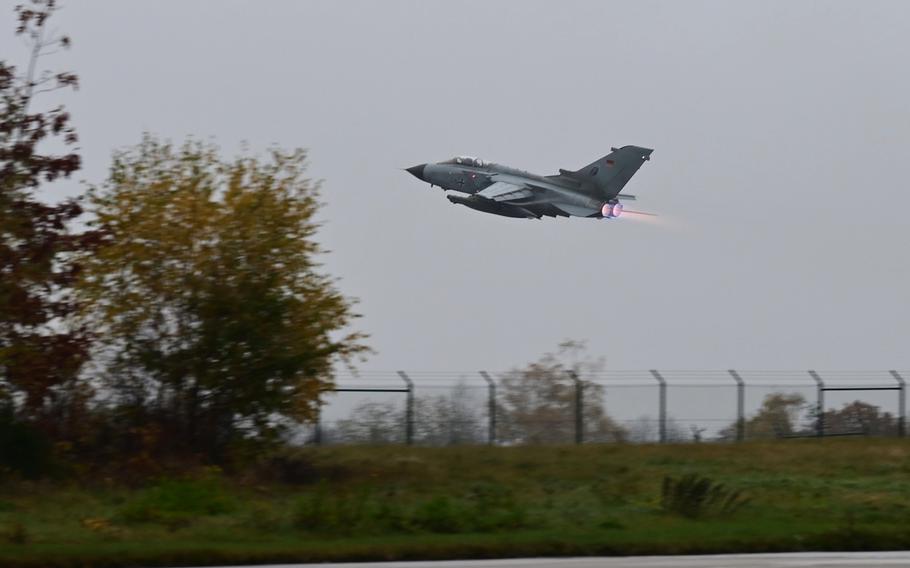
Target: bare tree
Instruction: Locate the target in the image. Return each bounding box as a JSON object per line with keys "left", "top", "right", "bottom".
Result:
{"left": 625, "top": 415, "right": 688, "bottom": 443}
{"left": 414, "top": 381, "right": 485, "bottom": 445}
{"left": 334, "top": 401, "right": 403, "bottom": 444}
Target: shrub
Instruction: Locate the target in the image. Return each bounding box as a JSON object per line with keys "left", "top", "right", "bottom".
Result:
{"left": 660, "top": 474, "right": 749, "bottom": 519}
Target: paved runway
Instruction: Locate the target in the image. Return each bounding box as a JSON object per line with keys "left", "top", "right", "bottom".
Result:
{"left": 205, "top": 551, "right": 910, "bottom": 568}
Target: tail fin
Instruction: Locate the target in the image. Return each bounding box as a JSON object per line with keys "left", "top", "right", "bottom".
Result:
{"left": 559, "top": 145, "right": 653, "bottom": 199}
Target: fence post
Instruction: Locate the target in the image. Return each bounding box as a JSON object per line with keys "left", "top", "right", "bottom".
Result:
{"left": 890, "top": 371, "right": 906, "bottom": 437}
{"left": 479, "top": 371, "right": 496, "bottom": 446}
{"left": 808, "top": 370, "right": 824, "bottom": 438}
{"left": 397, "top": 371, "right": 414, "bottom": 445}
{"left": 568, "top": 371, "right": 583, "bottom": 444}
{"left": 728, "top": 370, "right": 745, "bottom": 442}
{"left": 650, "top": 370, "right": 667, "bottom": 443}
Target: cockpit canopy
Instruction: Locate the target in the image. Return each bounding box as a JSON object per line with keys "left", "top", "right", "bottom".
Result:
{"left": 442, "top": 156, "right": 485, "bottom": 168}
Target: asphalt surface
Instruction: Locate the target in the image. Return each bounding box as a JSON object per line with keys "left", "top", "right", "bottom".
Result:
{"left": 202, "top": 552, "right": 910, "bottom": 568}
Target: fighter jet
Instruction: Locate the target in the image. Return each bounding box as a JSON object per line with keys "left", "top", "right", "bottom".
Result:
{"left": 406, "top": 145, "right": 654, "bottom": 219}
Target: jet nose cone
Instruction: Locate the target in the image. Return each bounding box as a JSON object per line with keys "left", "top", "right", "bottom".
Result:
{"left": 406, "top": 164, "right": 427, "bottom": 181}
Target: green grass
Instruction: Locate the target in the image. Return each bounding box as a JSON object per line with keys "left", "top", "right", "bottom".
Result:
{"left": 3, "top": 438, "right": 910, "bottom": 567}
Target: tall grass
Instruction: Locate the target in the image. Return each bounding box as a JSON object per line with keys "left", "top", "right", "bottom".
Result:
{"left": 2, "top": 439, "right": 910, "bottom": 566}
{"left": 660, "top": 474, "right": 750, "bottom": 518}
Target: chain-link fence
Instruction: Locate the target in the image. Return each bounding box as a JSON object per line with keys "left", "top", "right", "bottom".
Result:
{"left": 306, "top": 370, "right": 907, "bottom": 446}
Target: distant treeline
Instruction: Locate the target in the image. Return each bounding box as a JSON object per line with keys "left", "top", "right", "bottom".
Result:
{"left": 325, "top": 379, "right": 900, "bottom": 446}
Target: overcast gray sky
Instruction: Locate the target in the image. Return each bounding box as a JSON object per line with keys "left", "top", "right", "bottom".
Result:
{"left": 4, "top": 0, "right": 910, "bottom": 375}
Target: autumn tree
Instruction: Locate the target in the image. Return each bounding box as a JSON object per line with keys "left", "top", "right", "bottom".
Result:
{"left": 719, "top": 392, "right": 806, "bottom": 440}
{"left": 80, "top": 136, "right": 367, "bottom": 459}
{"left": 0, "top": 0, "right": 93, "bottom": 441}
{"left": 820, "top": 401, "right": 897, "bottom": 437}
{"left": 496, "top": 341, "right": 626, "bottom": 444}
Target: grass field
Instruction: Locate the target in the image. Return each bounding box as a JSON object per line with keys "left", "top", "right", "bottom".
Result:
{"left": 2, "top": 438, "right": 910, "bottom": 567}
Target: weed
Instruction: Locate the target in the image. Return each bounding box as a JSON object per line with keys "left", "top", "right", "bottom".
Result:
{"left": 81, "top": 517, "right": 126, "bottom": 540}
{"left": 660, "top": 474, "right": 750, "bottom": 518}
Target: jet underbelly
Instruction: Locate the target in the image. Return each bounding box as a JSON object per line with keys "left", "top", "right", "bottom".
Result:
{"left": 552, "top": 203, "right": 600, "bottom": 217}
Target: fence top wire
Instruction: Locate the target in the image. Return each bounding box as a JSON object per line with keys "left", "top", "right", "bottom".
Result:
{"left": 330, "top": 370, "right": 910, "bottom": 389}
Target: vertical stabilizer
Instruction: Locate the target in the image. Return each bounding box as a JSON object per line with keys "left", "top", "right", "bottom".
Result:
{"left": 558, "top": 145, "right": 653, "bottom": 199}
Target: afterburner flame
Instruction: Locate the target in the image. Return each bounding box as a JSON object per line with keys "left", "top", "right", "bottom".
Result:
{"left": 601, "top": 201, "right": 623, "bottom": 218}
{"left": 622, "top": 210, "right": 663, "bottom": 225}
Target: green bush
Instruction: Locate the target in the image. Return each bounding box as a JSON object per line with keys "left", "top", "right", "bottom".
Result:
{"left": 119, "top": 477, "right": 234, "bottom": 526}
{"left": 660, "top": 474, "right": 750, "bottom": 519}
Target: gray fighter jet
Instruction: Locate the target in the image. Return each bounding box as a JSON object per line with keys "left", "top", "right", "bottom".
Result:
{"left": 406, "top": 145, "right": 654, "bottom": 219}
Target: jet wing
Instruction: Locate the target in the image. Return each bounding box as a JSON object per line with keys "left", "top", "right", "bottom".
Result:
{"left": 472, "top": 179, "right": 560, "bottom": 218}
{"left": 475, "top": 181, "right": 534, "bottom": 202}
{"left": 473, "top": 176, "right": 599, "bottom": 218}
